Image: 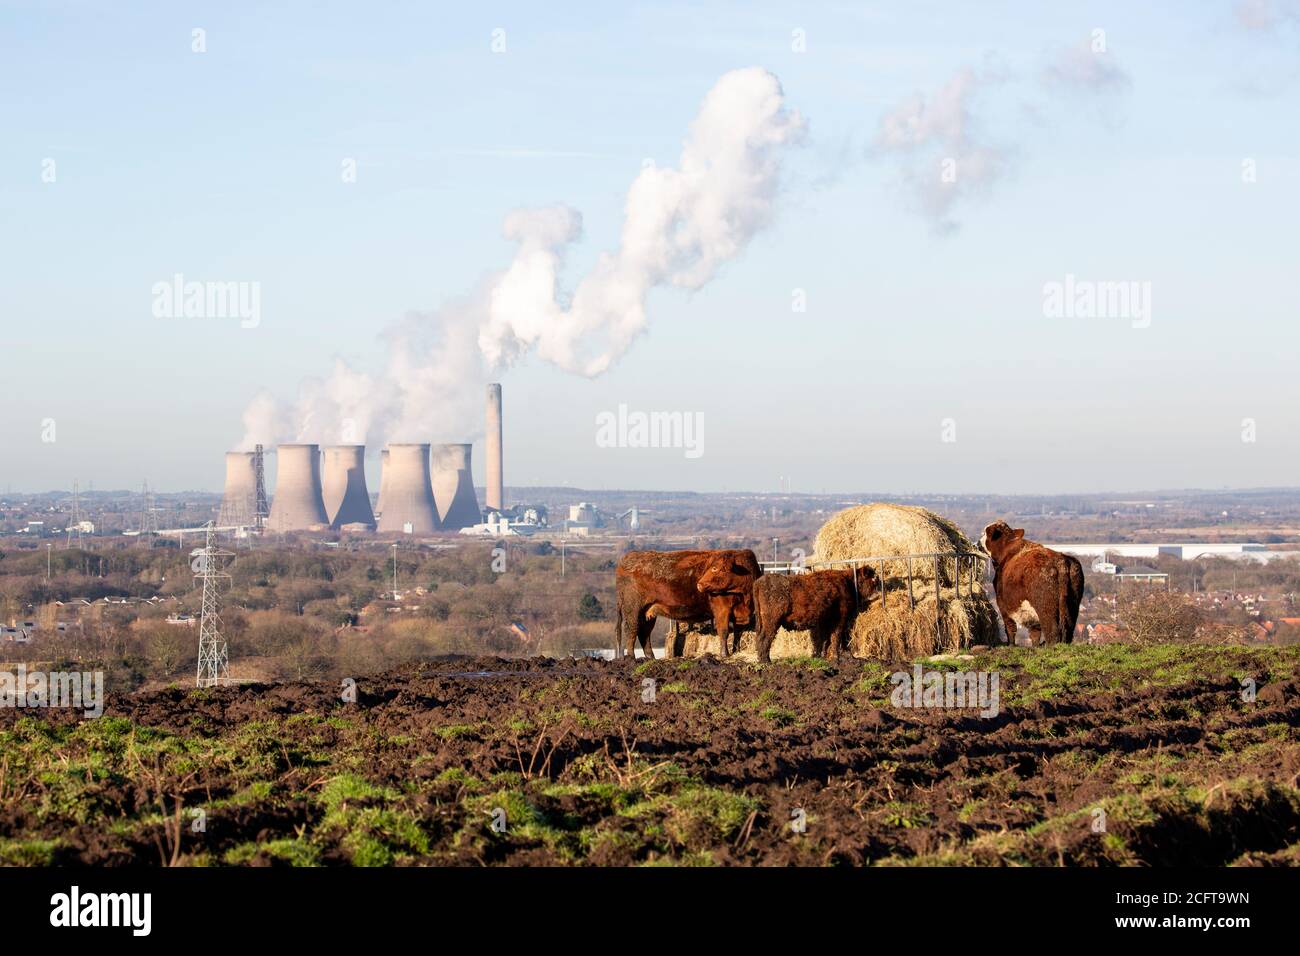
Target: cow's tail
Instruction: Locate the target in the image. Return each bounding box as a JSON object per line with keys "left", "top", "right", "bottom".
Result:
{"left": 1059, "top": 560, "right": 1085, "bottom": 644}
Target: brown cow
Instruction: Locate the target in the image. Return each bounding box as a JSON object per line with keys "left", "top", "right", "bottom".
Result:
{"left": 978, "top": 521, "right": 1085, "bottom": 646}
{"left": 751, "top": 566, "right": 878, "bottom": 664}
{"left": 615, "top": 549, "right": 762, "bottom": 659}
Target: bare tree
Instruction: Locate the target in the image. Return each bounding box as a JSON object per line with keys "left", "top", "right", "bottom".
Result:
{"left": 1119, "top": 590, "right": 1202, "bottom": 645}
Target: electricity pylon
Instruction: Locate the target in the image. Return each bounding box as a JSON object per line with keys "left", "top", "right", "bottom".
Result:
{"left": 253, "top": 444, "right": 269, "bottom": 533}
{"left": 65, "top": 481, "right": 85, "bottom": 549}
{"left": 193, "top": 521, "right": 234, "bottom": 687}
{"left": 138, "top": 480, "right": 160, "bottom": 539}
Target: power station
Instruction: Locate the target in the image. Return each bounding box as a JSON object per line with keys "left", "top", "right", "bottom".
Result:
{"left": 218, "top": 384, "right": 506, "bottom": 536}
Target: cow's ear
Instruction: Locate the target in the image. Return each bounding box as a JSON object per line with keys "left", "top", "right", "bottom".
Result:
{"left": 1011, "top": 528, "right": 1025, "bottom": 542}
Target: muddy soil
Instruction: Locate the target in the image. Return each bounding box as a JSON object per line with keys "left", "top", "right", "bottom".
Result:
{"left": 2, "top": 646, "right": 1297, "bottom": 866}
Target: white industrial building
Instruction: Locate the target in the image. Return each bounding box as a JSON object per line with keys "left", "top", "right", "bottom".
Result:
{"left": 1047, "top": 542, "right": 1277, "bottom": 561}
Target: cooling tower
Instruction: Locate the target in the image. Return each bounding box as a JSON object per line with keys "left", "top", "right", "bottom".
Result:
{"left": 217, "top": 451, "right": 257, "bottom": 526}
{"left": 376, "top": 444, "right": 438, "bottom": 534}
{"left": 431, "top": 443, "right": 481, "bottom": 531}
{"left": 267, "top": 444, "right": 330, "bottom": 531}
{"left": 486, "top": 383, "right": 503, "bottom": 512}
{"left": 375, "top": 448, "right": 390, "bottom": 517}
{"left": 322, "top": 445, "right": 375, "bottom": 529}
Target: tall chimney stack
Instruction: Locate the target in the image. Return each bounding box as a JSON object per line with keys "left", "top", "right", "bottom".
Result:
{"left": 217, "top": 451, "right": 258, "bottom": 526}
{"left": 431, "top": 443, "right": 481, "bottom": 531}
{"left": 486, "top": 383, "right": 503, "bottom": 512}
{"left": 267, "top": 444, "right": 330, "bottom": 531}
{"left": 376, "top": 444, "right": 438, "bottom": 534}
{"left": 322, "top": 445, "right": 375, "bottom": 529}
{"left": 375, "top": 448, "right": 390, "bottom": 517}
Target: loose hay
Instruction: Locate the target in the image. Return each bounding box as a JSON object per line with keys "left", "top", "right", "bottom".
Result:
{"left": 848, "top": 581, "right": 999, "bottom": 659}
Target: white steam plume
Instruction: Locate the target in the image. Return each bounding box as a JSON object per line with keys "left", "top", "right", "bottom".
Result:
{"left": 873, "top": 39, "right": 1130, "bottom": 232}
{"left": 239, "top": 67, "right": 805, "bottom": 450}
{"left": 873, "top": 66, "right": 1009, "bottom": 234}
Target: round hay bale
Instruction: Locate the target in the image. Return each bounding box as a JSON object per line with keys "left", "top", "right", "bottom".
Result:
{"left": 812, "top": 502, "right": 973, "bottom": 585}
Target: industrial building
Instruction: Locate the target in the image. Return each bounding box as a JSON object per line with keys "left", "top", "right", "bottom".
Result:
{"left": 214, "top": 384, "right": 507, "bottom": 536}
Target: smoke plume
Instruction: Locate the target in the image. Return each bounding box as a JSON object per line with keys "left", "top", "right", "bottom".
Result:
{"left": 240, "top": 67, "right": 805, "bottom": 450}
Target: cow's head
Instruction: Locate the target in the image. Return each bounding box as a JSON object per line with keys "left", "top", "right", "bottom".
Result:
{"left": 978, "top": 521, "right": 1025, "bottom": 564}
{"left": 853, "top": 565, "right": 880, "bottom": 601}
{"left": 696, "top": 554, "right": 758, "bottom": 596}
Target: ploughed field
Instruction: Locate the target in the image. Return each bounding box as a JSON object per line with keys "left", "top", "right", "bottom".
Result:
{"left": 2, "top": 645, "right": 1298, "bottom": 866}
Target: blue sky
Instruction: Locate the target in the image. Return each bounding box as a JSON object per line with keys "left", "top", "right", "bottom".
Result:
{"left": 2, "top": 1, "right": 1297, "bottom": 495}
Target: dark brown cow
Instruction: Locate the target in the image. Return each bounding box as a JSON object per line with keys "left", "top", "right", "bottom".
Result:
{"left": 979, "top": 521, "right": 1085, "bottom": 646}
{"left": 615, "top": 549, "right": 762, "bottom": 658}
{"left": 751, "top": 566, "right": 878, "bottom": 664}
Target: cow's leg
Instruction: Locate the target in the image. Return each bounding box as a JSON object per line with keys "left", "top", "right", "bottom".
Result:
{"left": 1038, "top": 606, "right": 1060, "bottom": 646}
{"left": 1060, "top": 598, "right": 1080, "bottom": 645}
{"left": 614, "top": 602, "right": 623, "bottom": 659}
{"left": 664, "top": 620, "right": 682, "bottom": 658}
{"left": 756, "top": 615, "right": 777, "bottom": 664}
{"left": 999, "top": 613, "right": 1017, "bottom": 647}
{"left": 636, "top": 614, "right": 656, "bottom": 659}
{"left": 618, "top": 594, "right": 645, "bottom": 658}
{"left": 832, "top": 618, "right": 851, "bottom": 660}
{"left": 713, "top": 607, "right": 733, "bottom": 657}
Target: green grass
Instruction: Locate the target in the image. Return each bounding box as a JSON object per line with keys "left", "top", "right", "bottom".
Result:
{"left": 316, "top": 774, "right": 429, "bottom": 866}
{"left": 777, "top": 656, "right": 835, "bottom": 672}
{"left": 0, "top": 837, "right": 60, "bottom": 866}
{"left": 759, "top": 705, "right": 798, "bottom": 726}
{"left": 434, "top": 723, "right": 480, "bottom": 740}
{"left": 224, "top": 838, "right": 319, "bottom": 866}
{"left": 971, "top": 644, "right": 1298, "bottom": 707}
